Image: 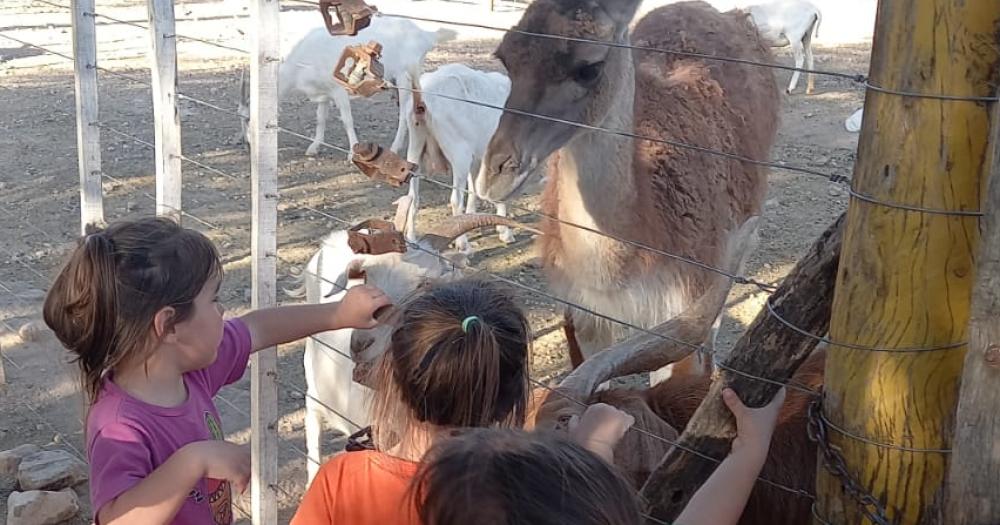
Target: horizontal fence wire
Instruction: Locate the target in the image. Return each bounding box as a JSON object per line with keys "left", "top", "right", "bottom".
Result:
{"left": 290, "top": 201, "right": 821, "bottom": 500}
{"left": 31, "top": 0, "right": 251, "bottom": 55}
{"left": 387, "top": 81, "right": 852, "bottom": 185}
{"left": 53, "top": 111, "right": 821, "bottom": 500}
{"left": 817, "top": 407, "right": 952, "bottom": 454}
{"left": 96, "top": 122, "right": 250, "bottom": 192}
{"left": 270, "top": 372, "right": 366, "bottom": 432}
{"left": 846, "top": 185, "right": 984, "bottom": 217}
{"left": 1, "top": 8, "right": 856, "bottom": 186}
{"left": 19, "top": 400, "right": 87, "bottom": 461}
{"left": 1, "top": 19, "right": 886, "bottom": 503}
{"left": 764, "top": 298, "right": 967, "bottom": 354}
{"left": 275, "top": 0, "right": 999, "bottom": 102}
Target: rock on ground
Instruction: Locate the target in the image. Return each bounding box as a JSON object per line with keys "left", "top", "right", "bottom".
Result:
{"left": 16, "top": 450, "right": 87, "bottom": 491}
{"left": 6, "top": 489, "right": 80, "bottom": 525}
{"left": 0, "top": 445, "right": 42, "bottom": 478}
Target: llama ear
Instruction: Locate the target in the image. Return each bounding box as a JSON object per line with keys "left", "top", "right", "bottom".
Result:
{"left": 595, "top": 0, "right": 641, "bottom": 32}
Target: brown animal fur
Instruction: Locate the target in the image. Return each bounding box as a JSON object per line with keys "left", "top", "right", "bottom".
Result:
{"left": 515, "top": 1, "right": 781, "bottom": 357}
{"left": 527, "top": 349, "right": 823, "bottom": 524}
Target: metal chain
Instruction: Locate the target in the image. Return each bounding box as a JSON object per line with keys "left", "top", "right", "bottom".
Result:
{"left": 806, "top": 398, "right": 892, "bottom": 525}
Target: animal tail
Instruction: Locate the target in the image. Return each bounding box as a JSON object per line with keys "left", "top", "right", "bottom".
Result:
{"left": 812, "top": 10, "right": 821, "bottom": 40}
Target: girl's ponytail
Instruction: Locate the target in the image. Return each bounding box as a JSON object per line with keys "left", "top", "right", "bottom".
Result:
{"left": 45, "top": 233, "right": 121, "bottom": 402}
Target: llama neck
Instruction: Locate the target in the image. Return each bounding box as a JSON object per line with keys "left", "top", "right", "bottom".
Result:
{"left": 557, "top": 55, "right": 638, "bottom": 235}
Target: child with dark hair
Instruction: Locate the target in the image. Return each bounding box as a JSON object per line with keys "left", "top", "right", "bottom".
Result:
{"left": 43, "top": 217, "right": 391, "bottom": 525}
{"left": 414, "top": 387, "right": 786, "bottom": 525}
{"left": 414, "top": 428, "right": 642, "bottom": 525}
{"left": 292, "top": 277, "right": 535, "bottom": 524}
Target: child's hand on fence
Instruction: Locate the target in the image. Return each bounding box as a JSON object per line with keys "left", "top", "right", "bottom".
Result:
{"left": 567, "top": 402, "right": 635, "bottom": 463}
{"left": 189, "top": 441, "right": 252, "bottom": 494}
{"left": 333, "top": 284, "right": 392, "bottom": 329}
{"left": 723, "top": 386, "right": 785, "bottom": 460}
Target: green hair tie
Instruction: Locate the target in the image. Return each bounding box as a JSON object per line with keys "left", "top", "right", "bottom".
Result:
{"left": 461, "top": 316, "right": 480, "bottom": 333}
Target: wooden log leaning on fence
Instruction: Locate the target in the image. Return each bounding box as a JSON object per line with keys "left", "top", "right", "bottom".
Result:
{"left": 817, "top": 0, "right": 1000, "bottom": 523}
{"left": 945, "top": 95, "right": 1000, "bottom": 524}
{"left": 639, "top": 212, "right": 845, "bottom": 521}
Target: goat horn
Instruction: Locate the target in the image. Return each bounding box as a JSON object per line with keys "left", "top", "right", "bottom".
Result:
{"left": 543, "top": 216, "right": 761, "bottom": 411}
{"left": 557, "top": 276, "right": 731, "bottom": 403}
{"left": 420, "top": 214, "right": 541, "bottom": 251}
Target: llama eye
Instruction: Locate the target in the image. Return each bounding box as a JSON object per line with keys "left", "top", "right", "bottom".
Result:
{"left": 572, "top": 62, "right": 603, "bottom": 84}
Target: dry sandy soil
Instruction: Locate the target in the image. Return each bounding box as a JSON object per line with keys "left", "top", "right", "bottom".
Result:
{"left": 0, "top": 0, "right": 866, "bottom": 522}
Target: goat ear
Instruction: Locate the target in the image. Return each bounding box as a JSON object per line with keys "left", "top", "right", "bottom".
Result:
{"left": 323, "top": 258, "right": 366, "bottom": 298}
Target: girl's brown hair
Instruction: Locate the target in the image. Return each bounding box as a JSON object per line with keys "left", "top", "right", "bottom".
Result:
{"left": 370, "top": 277, "right": 531, "bottom": 450}
{"left": 413, "top": 428, "right": 643, "bottom": 525}
{"left": 44, "top": 217, "right": 222, "bottom": 403}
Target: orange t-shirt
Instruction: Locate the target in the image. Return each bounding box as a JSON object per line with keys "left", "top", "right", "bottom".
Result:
{"left": 290, "top": 450, "right": 421, "bottom": 525}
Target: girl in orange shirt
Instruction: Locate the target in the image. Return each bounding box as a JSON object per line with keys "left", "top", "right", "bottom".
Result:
{"left": 291, "top": 278, "right": 533, "bottom": 525}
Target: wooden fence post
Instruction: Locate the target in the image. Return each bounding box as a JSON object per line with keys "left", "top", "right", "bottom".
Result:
{"left": 817, "top": 0, "right": 1000, "bottom": 522}
{"left": 944, "top": 95, "right": 1000, "bottom": 524}
{"left": 147, "top": 0, "right": 182, "bottom": 222}
{"left": 71, "top": 0, "right": 103, "bottom": 234}
{"left": 249, "top": 0, "right": 280, "bottom": 522}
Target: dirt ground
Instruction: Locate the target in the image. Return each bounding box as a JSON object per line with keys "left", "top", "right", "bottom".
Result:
{"left": 0, "top": 0, "right": 866, "bottom": 522}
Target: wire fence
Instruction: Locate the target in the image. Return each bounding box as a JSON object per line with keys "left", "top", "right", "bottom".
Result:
{"left": 5, "top": 0, "right": 984, "bottom": 519}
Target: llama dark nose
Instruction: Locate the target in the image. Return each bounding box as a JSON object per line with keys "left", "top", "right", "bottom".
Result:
{"left": 477, "top": 145, "right": 521, "bottom": 202}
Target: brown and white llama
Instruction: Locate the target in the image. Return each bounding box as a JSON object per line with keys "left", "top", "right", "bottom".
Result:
{"left": 476, "top": 0, "right": 780, "bottom": 372}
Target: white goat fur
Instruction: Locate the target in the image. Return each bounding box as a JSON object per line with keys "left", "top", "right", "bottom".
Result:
{"left": 240, "top": 18, "right": 456, "bottom": 157}
{"left": 300, "top": 219, "right": 464, "bottom": 482}
{"left": 405, "top": 64, "right": 514, "bottom": 250}
{"left": 747, "top": 0, "right": 821, "bottom": 94}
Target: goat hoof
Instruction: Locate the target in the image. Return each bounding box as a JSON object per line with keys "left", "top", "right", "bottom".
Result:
{"left": 785, "top": 88, "right": 794, "bottom": 95}
{"left": 305, "top": 145, "right": 320, "bottom": 157}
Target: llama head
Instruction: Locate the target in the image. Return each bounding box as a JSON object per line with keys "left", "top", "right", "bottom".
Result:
{"left": 476, "top": 0, "right": 641, "bottom": 202}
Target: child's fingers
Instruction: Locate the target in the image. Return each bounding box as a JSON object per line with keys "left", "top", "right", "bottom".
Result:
{"left": 722, "top": 387, "right": 747, "bottom": 417}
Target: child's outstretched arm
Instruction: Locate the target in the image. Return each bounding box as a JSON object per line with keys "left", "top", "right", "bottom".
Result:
{"left": 675, "top": 387, "right": 785, "bottom": 525}
{"left": 97, "top": 440, "right": 250, "bottom": 525}
{"left": 240, "top": 284, "right": 391, "bottom": 352}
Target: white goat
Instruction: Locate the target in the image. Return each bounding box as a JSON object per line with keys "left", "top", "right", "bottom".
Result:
{"left": 747, "top": 0, "right": 822, "bottom": 94}
{"left": 405, "top": 64, "right": 515, "bottom": 251}
{"left": 296, "top": 198, "right": 529, "bottom": 482}
{"left": 238, "top": 18, "right": 456, "bottom": 157}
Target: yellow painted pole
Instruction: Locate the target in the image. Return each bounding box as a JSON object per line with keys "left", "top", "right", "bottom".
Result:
{"left": 816, "top": 0, "right": 1000, "bottom": 523}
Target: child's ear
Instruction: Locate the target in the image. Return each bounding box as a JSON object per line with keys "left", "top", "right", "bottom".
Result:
{"left": 153, "top": 306, "right": 178, "bottom": 341}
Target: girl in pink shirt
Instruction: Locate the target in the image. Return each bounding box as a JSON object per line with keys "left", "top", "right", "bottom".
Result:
{"left": 43, "top": 217, "right": 391, "bottom": 525}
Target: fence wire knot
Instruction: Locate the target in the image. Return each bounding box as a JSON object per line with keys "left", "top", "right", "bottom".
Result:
{"left": 807, "top": 397, "right": 892, "bottom": 525}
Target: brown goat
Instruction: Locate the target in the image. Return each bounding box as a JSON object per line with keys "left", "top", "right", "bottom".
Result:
{"left": 528, "top": 349, "right": 822, "bottom": 525}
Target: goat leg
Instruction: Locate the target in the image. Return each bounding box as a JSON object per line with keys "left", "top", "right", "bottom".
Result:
{"left": 640, "top": 212, "right": 846, "bottom": 522}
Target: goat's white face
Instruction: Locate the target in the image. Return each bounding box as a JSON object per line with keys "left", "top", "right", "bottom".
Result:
{"left": 346, "top": 243, "right": 467, "bottom": 370}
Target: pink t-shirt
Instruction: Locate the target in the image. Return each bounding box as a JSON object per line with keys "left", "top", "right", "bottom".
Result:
{"left": 86, "top": 318, "right": 252, "bottom": 525}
